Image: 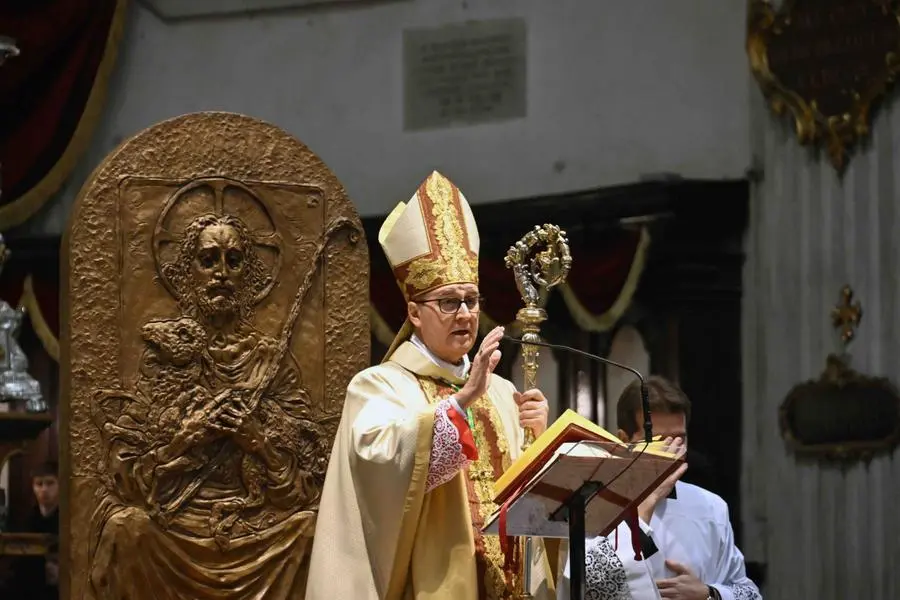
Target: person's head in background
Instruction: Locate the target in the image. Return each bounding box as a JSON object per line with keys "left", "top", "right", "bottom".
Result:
{"left": 31, "top": 461, "right": 59, "bottom": 516}
{"left": 616, "top": 376, "right": 691, "bottom": 446}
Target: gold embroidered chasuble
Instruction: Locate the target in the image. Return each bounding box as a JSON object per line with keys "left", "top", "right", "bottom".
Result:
{"left": 305, "top": 341, "right": 554, "bottom": 600}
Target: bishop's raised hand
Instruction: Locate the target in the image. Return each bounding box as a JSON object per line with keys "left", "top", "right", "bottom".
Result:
{"left": 456, "top": 326, "right": 504, "bottom": 408}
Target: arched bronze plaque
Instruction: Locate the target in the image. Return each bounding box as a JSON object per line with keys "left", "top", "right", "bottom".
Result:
{"left": 61, "top": 112, "right": 368, "bottom": 599}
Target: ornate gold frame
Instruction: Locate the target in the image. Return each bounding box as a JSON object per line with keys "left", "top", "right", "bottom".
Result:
{"left": 747, "top": 0, "right": 900, "bottom": 172}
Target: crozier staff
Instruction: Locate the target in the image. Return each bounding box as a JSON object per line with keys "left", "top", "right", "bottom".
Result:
{"left": 306, "top": 171, "right": 555, "bottom": 600}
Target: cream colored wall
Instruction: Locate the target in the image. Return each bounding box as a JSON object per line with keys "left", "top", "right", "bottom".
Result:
{"left": 18, "top": 0, "right": 750, "bottom": 235}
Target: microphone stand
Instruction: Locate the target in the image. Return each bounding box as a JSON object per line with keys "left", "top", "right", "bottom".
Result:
{"left": 502, "top": 335, "right": 653, "bottom": 600}
{"left": 502, "top": 336, "right": 653, "bottom": 446}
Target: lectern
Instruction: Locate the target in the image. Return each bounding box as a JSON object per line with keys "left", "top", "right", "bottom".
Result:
{"left": 484, "top": 440, "right": 683, "bottom": 600}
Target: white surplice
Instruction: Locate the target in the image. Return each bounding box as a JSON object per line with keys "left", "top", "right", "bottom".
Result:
{"left": 558, "top": 481, "right": 762, "bottom": 600}
{"left": 650, "top": 481, "right": 761, "bottom": 600}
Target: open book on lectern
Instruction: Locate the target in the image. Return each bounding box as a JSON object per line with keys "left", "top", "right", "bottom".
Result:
{"left": 482, "top": 410, "right": 684, "bottom": 538}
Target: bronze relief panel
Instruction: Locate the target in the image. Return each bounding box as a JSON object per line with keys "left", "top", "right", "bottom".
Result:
{"left": 63, "top": 112, "right": 367, "bottom": 599}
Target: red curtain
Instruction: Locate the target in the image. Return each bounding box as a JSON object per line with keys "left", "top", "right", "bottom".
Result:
{"left": 564, "top": 229, "right": 644, "bottom": 314}
{"left": 0, "top": 0, "right": 126, "bottom": 229}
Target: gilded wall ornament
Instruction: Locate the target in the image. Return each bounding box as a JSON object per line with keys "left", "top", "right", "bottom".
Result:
{"left": 779, "top": 286, "right": 900, "bottom": 462}
{"left": 747, "top": 0, "right": 900, "bottom": 172}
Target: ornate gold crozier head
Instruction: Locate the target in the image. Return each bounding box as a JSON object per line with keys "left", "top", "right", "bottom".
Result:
{"left": 378, "top": 170, "right": 480, "bottom": 357}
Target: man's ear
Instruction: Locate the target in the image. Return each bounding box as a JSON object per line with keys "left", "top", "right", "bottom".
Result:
{"left": 408, "top": 301, "right": 422, "bottom": 328}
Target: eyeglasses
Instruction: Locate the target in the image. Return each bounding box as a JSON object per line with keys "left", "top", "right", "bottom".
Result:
{"left": 416, "top": 295, "right": 484, "bottom": 314}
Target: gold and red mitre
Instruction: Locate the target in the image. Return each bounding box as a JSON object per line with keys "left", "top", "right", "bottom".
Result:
{"left": 378, "top": 171, "right": 480, "bottom": 358}
{"left": 379, "top": 170, "right": 480, "bottom": 300}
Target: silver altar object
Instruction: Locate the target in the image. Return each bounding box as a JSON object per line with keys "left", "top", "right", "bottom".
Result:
{"left": 0, "top": 241, "right": 46, "bottom": 413}
{"left": 0, "top": 39, "right": 44, "bottom": 411}
{"left": 0, "top": 36, "right": 20, "bottom": 67}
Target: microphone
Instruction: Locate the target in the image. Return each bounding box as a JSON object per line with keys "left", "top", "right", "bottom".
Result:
{"left": 502, "top": 335, "right": 654, "bottom": 445}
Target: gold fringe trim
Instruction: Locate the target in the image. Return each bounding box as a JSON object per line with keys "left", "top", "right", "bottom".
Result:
{"left": 558, "top": 226, "right": 651, "bottom": 332}
{"left": 18, "top": 275, "right": 60, "bottom": 362}
{"left": 0, "top": 0, "right": 129, "bottom": 230}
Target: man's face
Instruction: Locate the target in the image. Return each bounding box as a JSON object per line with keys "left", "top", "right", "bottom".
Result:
{"left": 191, "top": 224, "right": 245, "bottom": 319}
{"left": 408, "top": 283, "right": 480, "bottom": 364}
{"left": 619, "top": 411, "right": 688, "bottom": 447}
{"left": 32, "top": 475, "right": 59, "bottom": 510}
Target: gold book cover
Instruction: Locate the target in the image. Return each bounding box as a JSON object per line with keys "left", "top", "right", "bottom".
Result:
{"left": 493, "top": 410, "right": 676, "bottom": 504}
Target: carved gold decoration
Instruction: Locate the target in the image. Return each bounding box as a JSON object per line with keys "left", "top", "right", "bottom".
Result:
{"left": 62, "top": 112, "right": 368, "bottom": 599}
{"left": 0, "top": 533, "right": 55, "bottom": 557}
{"left": 747, "top": 0, "right": 900, "bottom": 172}
{"left": 831, "top": 284, "right": 862, "bottom": 344}
{"left": 505, "top": 223, "right": 572, "bottom": 449}
{"left": 504, "top": 224, "right": 571, "bottom": 599}
{"left": 779, "top": 287, "right": 900, "bottom": 461}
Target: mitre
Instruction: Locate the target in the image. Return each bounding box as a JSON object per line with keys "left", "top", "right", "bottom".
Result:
{"left": 378, "top": 170, "right": 481, "bottom": 358}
